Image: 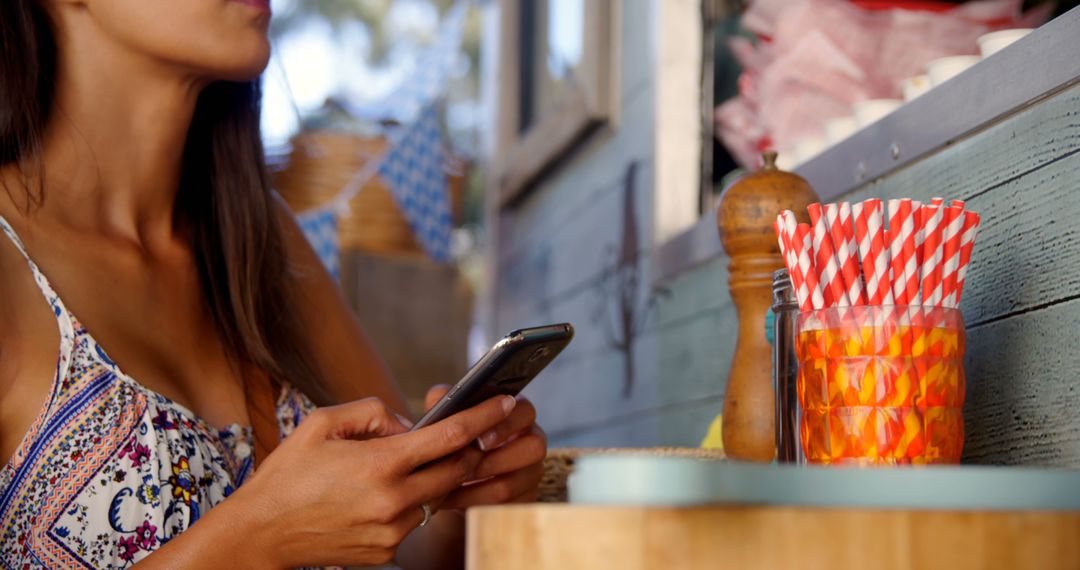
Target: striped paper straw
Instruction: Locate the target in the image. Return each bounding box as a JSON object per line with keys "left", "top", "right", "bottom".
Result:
{"left": 951, "top": 211, "right": 982, "bottom": 307}
{"left": 929, "top": 205, "right": 965, "bottom": 306}
{"left": 808, "top": 203, "right": 849, "bottom": 307}
{"left": 826, "top": 202, "right": 865, "bottom": 305}
{"left": 917, "top": 205, "right": 946, "bottom": 307}
{"left": 775, "top": 216, "right": 808, "bottom": 311}
{"left": 854, "top": 199, "right": 894, "bottom": 305}
{"left": 790, "top": 198, "right": 979, "bottom": 311}
{"left": 914, "top": 201, "right": 946, "bottom": 279}
{"left": 888, "top": 199, "right": 920, "bottom": 305}
{"left": 793, "top": 222, "right": 825, "bottom": 310}
{"left": 852, "top": 201, "right": 871, "bottom": 295}
{"left": 780, "top": 210, "right": 824, "bottom": 310}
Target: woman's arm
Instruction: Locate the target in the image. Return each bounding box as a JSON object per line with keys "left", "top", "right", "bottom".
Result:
{"left": 275, "top": 202, "right": 546, "bottom": 569}
{"left": 275, "top": 202, "right": 470, "bottom": 568}
{"left": 130, "top": 487, "right": 272, "bottom": 569}
{"left": 275, "top": 201, "right": 409, "bottom": 412}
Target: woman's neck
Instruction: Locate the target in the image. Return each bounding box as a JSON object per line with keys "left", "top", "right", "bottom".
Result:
{"left": 32, "top": 11, "right": 206, "bottom": 249}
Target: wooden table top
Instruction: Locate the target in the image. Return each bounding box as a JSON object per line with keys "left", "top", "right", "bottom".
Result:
{"left": 467, "top": 504, "right": 1080, "bottom": 570}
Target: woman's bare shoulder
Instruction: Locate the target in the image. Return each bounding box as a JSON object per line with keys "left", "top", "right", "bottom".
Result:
{"left": 0, "top": 224, "right": 21, "bottom": 337}
{"left": 0, "top": 221, "right": 62, "bottom": 463}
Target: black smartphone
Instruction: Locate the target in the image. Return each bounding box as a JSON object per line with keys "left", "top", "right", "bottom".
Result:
{"left": 410, "top": 323, "right": 574, "bottom": 431}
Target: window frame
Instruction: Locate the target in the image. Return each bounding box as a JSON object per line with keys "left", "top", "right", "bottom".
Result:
{"left": 493, "top": 0, "right": 617, "bottom": 207}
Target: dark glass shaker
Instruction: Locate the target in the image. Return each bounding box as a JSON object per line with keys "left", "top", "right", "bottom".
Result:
{"left": 772, "top": 268, "right": 802, "bottom": 463}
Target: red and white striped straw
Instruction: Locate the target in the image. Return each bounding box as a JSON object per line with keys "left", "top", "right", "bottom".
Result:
{"left": 775, "top": 215, "right": 807, "bottom": 311}
{"left": 854, "top": 199, "right": 894, "bottom": 305}
{"left": 929, "top": 205, "right": 965, "bottom": 306}
{"left": 779, "top": 210, "right": 824, "bottom": 310}
{"left": 826, "top": 202, "right": 865, "bottom": 305}
{"left": 792, "top": 221, "right": 825, "bottom": 310}
{"left": 852, "top": 201, "right": 871, "bottom": 296}
{"left": 774, "top": 217, "right": 792, "bottom": 285}
{"left": 787, "top": 198, "right": 978, "bottom": 311}
{"left": 808, "top": 203, "right": 849, "bottom": 307}
{"left": 950, "top": 211, "right": 982, "bottom": 307}
{"left": 917, "top": 205, "right": 947, "bottom": 307}
{"left": 888, "top": 199, "right": 920, "bottom": 305}
{"left": 914, "top": 201, "right": 945, "bottom": 274}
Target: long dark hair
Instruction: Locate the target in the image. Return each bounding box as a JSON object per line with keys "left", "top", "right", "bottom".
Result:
{"left": 0, "top": 3, "right": 329, "bottom": 405}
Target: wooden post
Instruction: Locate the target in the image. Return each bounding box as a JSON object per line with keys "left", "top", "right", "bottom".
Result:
{"left": 716, "top": 152, "right": 817, "bottom": 462}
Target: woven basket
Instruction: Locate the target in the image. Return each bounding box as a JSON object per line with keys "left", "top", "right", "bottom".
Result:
{"left": 275, "top": 129, "right": 468, "bottom": 257}
{"left": 538, "top": 447, "right": 728, "bottom": 503}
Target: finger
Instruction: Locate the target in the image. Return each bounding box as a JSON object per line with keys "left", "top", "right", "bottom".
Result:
{"left": 440, "top": 488, "right": 534, "bottom": 514}
{"left": 424, "top": 384, "right": 451, "bottom": 411}
{"left": 470, "top": 428, "right": 546, "bottom": 481}
{"left": 396, "top": 501, "right": 433, "bottom": 532}
{"left": 401, "top": 447, "right": 483, "bottom": 506}
{"left": 397, "top": 395, "right": 517, "bottom": 468}
{"left": 394, "top": 412, "right": 415, "bottom": 430}
{"left": 302, "top": 398, "right": 411, "bottom": 441}
{"left": 505, "top": 486, "right": 539, "bottom": 504}
{"left": 476, "top": 397, "right": 537, "bottom": 451}
{"left": 375, "top": 502, "right": 435, "bottom": 551}
{"left": 440, "top": 462, "right": 544, "bottom": 510}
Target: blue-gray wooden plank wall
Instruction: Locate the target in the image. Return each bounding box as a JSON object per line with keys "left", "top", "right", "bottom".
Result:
{"left": 497, "top": 65, "right": 1079, "bottom": 466}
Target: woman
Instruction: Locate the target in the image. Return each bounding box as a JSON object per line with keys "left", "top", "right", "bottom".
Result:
{"left": 0, "top": 0, "right": 547, "bottom": 567}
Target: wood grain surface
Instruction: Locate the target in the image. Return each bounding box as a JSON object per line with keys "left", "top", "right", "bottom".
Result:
{"left": 467, "top": 504, "right": 1080, "bottom": 570}
{"left": 838, "top": 86, "right": 1080, "bottom": 327}
{"left": 715, "top": 155, "right": 817, "bottom": 461}
{"left": 962, "top": 297, "right": 1080, "bottom": 465}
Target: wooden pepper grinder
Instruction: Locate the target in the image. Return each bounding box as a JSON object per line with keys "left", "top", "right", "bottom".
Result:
{"left": 716, "top": 151, "right": 817, "bottom": 462}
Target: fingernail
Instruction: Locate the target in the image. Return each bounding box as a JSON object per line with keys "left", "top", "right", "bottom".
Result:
{"left": 478, "top": 430, "right": 499, "bottom": 451}
{"left": 501, "top": 395, "right": 517, "bottom": 414}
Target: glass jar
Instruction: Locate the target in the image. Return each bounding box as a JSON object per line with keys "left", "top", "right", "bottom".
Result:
{"left": 796, "top": 306, "right": 966, "bottom": 465}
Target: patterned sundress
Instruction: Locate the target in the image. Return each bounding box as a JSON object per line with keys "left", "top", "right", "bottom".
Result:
{"left": 0, "top": 215, "right": 319, "bottom": 568}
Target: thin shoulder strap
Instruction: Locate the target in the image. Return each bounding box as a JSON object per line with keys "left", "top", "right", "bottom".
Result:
{"left": 0, "top": 214, "right": 76, "bottom": 357}
{"left": 0, "top": 215, "right": 66, "bottom": 310}
{"left": 0, "top": 213, "right": 31, "bottom": 258}
{"left": 0, "top": 213, "right": 78, "bottom": 472}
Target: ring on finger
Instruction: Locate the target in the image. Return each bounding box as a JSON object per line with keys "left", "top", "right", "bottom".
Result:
{"left": 418, "top": 502, "right": 433, "bottom": 528}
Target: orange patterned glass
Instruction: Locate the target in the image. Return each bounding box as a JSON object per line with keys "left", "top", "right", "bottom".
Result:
{"left": 796, "top": 306, "right": 965, "bottom": 465}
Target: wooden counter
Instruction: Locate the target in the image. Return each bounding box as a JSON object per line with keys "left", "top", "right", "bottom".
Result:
{"left": 467, "top": 504, "right": 1080, "bottom": 569}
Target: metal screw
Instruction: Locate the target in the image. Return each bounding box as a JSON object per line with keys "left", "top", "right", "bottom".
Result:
{"left": 891, "top": 143, "right": 901, "bottom": 159}
{"left": 856, "top": 161, "right": 867, "bottom": 181}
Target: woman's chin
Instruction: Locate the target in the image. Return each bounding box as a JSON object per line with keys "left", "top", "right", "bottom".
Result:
{"left": 200, "top": 47, "right": 272, "bottom": 83}
{"left": 217, "top": 60, "right": 271, "bottom": 83}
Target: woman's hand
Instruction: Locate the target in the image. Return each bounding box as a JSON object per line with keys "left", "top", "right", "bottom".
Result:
{"left": 422, "top": 386, "right": 549, "bottom": 509}
{"left": 221, "top": 395, "right": 517, "bottom": 569}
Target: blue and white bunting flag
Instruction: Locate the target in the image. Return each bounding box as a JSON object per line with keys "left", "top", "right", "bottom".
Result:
{"left": 296, "top": 207, "right": 342, "bottom": 280}
{"left": 377, "top": 104, "right": 453, "bottom": 262}
{"left": 291, "top": 2, "right": 468, "bottom": 269}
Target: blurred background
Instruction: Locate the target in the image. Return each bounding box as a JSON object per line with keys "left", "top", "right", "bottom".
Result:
{"left": 265, "top": 0, "right": 1077, "bottom": 439}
